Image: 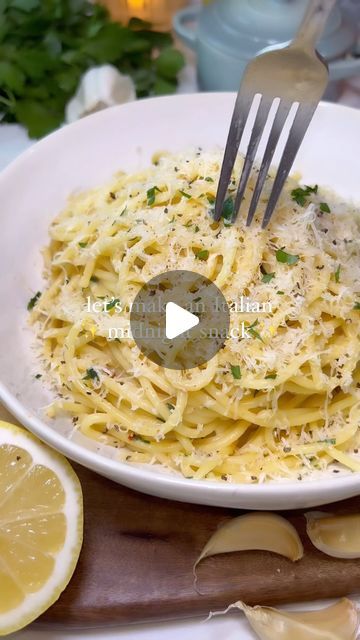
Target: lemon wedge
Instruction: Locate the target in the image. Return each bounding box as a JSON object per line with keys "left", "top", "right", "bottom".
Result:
{"left": 0, "top": 421, "right": 83, "bottom": 635}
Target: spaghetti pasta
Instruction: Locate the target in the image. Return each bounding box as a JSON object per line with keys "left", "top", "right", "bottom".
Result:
{"left": 29, "top": 151, "right": 360, "bottom": 482}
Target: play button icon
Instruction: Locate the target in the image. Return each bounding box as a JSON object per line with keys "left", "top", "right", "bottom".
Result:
{"left": 165, "top": 302, "right": 199, "bottom": 340}
{"left": 130, "top": 270, "right": 230, "bottom": 370}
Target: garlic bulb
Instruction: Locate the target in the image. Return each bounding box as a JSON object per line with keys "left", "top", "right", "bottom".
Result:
{"left": 65, "top": 65, "right": 136, "bottom": 123}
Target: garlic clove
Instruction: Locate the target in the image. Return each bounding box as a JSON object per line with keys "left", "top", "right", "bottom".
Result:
{"left": 195, "top": 512, "right": 303, "bottom": 571}
{"left": 65, "top": 65, "right": 136, "bottom": 124}
{"left": 306, "top": 511, "right": 360, "bottom": 559}
{"left": 228, "top": 598, "right": 359, "bottom": 640}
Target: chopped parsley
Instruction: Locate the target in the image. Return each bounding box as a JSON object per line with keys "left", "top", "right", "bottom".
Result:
{"left": 261, "top": 266, "right": 275, "bottom": 283}
{"left": 276, "top": 248, "right": 300, "bottom": 266}
{"left": 78, "top": 241, "right": 87, "bottom": 248}
{"left": 83, "top": 368, "right": 99, "bottom": 382}
{"left": 194, "top": 225, "right": 200, "bottom": 233}
{"left": 265, "top": 374, "right": 277, "bottom": 380}
{"left": 90, "top": 275, "right": 99, "bottom": 283}
{"left": 320, "top": 438, "right": 336, "bottom": 445}
{"left": 230, "top": 365, "right": 241, "bottom": 380}
{"left": 320, "top": 202, "right": 331, "bottom": 213}
{"left": 221, "top": 196, "right": 235, "bottom": 226}
{"left": 178, "top": 190, "right": 191, "bottom": 199}
{"left": 134, "top": 434, "right": 151, "bottom": 444}
{"left": 277, "top": 291, "right": 285, "bottom": 295}
{"left": 146, "top": 186, "right": 161, "bottom": 206}
{"left": 195, "top": 249, "right": 209, "bottom": 261}
{"left": 205, "top": 177, "right": 214, "bottom": 183}
{"left": 207, "top": 194, "right": 215, "bottom": 205}
{"left": 334, "top": 264, "right": 341, "bottom": 283}
{"left": 105, "top": 298, "right": 120, "bottom": 312}
{"left": 27, "top": 291, "right": 41, "bottom": 311}
{"left": 354, "top": 302, "right": 360, "bottom": 310}
{"left": 247, "top": 319, "right": 263, "bottom": 342}
{"left": 35, "top": 373, "right": 42, "bottom": 379}
{"left": 291, "top": 184, "right": 318, "bottom": 206}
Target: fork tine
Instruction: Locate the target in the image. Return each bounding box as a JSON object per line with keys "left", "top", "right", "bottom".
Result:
{"left": 230, "top": 97, "right": 272, "bottom": 224}
{"left": 261, "top": 103, "right": 317, "bottom": 229}
{"left": 213, "top": 92, "right": 253, "bottom": 221}
{"left": 246, "top": 100, "right": 292, "bottom": 227}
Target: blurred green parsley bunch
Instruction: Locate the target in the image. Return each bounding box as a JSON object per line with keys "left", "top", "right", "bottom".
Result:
{"left": 0, "top": 0, "right": 185, "bottom": 137}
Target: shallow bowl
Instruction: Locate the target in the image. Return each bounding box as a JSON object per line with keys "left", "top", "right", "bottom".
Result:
{"left": 0, "top": 93, "right": 359, "bottom": 509}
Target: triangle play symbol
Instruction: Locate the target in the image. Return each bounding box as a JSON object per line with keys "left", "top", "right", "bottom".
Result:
{"left": 165, "top": 302, "right": 199, "bottom": 340}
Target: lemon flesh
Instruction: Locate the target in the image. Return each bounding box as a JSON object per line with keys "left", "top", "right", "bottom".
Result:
{"left": 0, "top": 421, "right": 83, "bottom": 635}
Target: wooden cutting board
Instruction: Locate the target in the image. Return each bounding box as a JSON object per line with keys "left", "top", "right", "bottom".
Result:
{"left": 1, "top": 405, "right": 360, "bottom": 628}
{"left": 37, "top": 465, "right": 360, "bottom": 628}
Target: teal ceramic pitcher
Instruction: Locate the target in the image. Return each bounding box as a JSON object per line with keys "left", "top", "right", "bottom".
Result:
{"left": 174, "top": 0, "right": 360, "bottom": 99}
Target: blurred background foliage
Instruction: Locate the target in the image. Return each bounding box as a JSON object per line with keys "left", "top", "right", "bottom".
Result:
{"left": 0, "top": 0, "right": 185, "bottom": 137}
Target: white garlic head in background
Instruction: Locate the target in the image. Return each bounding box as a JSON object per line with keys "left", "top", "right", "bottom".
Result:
{"left": 65, "top": 65, "right": 136, "bottom": 123}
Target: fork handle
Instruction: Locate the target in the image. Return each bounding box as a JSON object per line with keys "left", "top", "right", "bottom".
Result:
{"left": 293, "top": 0, "right": 337, "bottom": 50}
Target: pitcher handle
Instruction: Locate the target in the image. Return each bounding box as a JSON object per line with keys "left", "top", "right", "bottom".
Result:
{"left": 173, "top": 6, "right": 200, "bottom": 50}
{"left": 258, "top": 38, "right": 360, "bottom": 82}
{"left": 329, "top": 54, "right": 360, "bottom": 81}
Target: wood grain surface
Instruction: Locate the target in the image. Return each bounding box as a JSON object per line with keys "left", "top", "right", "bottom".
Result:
{"left": 1, "top": 405, "right": 359, "bottom": 628}
{"left": 37, "top": 464, "right": 360, "bottom": 627}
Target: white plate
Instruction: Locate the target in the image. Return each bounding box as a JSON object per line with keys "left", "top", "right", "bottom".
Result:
{"left": 10, "top": 598, "right": 360, "bottom": 640}
{"left": 7, "top": 613, "right": 244, "bottom": 640}
{"left": 0, "top": 93, "right": 359, "bottom": 510}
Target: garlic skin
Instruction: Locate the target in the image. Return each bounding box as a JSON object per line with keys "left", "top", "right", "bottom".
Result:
{"left": 195, "top": 512, "right": 303, "bottom": 570}
{"left": 65, "top": 65, "right": 136, "bottom": 123}
{"left": 306, "top": 511, "right": 360, "bottom": 559}
{"left": 228, "top": 598, "right": 359, "bottom": 640}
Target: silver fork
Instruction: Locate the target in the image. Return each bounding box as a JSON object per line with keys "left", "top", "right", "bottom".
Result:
{"left": 213, "top": 0, "right": 336, "bottom": 229}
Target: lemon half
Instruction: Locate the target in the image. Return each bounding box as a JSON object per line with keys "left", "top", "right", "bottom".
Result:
{"left": 0, "top": 421, "right": 83, "bottom": 635}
